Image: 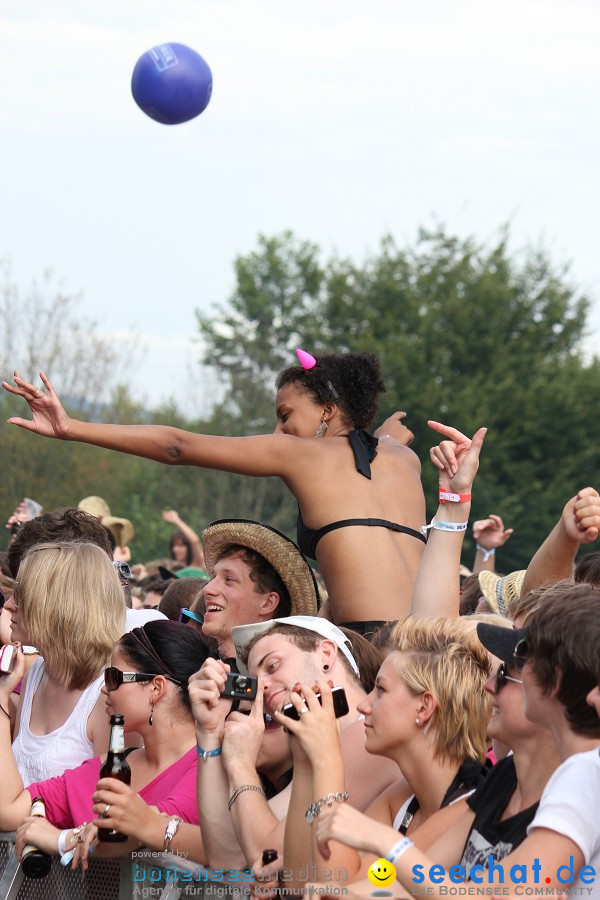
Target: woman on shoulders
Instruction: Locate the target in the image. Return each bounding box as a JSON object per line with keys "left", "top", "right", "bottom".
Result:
{"left": 3, "top": 352, "right": 425, "bottom": 629}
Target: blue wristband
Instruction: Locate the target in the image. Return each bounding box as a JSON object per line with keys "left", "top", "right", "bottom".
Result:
{"left": 196, "top": 744, "right": 222, "bottom": 760}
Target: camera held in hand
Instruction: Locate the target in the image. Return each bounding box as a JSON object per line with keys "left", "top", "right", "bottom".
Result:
{"left": 220, "top": 673, "right": 258, "bottom": 701}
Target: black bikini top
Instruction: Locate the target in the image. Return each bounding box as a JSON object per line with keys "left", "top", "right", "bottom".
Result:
{"left": 296, "top": 429, "right": 426, "bottom": 560}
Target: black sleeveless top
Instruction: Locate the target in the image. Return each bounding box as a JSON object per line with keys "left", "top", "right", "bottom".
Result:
{"left": 296, "top": 429, "right": 426, "bottom": 560}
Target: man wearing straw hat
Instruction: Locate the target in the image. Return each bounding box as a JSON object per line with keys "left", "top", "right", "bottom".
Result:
{"left": 200, "top": 519, "right": 320, "bottom": 661}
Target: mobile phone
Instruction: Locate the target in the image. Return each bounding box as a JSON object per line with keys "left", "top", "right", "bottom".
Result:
{"left": 220, "top": 672, "right": 258, "bottom": 701}
{"left": 282, "top": 685, "right": 349, "bottom": 720}
{"left": 0, "top": 644, "right": 16, "bottom": 674}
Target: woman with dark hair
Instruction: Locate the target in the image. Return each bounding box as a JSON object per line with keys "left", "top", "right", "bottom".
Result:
{"left": 0, "top": 621, "right": 210, "bottom": 866}
{"left": 162, "top": 509, "right": 206, "bottom": 569}
{"left": 3, "top": 355, "right": 426, "bottom": 630}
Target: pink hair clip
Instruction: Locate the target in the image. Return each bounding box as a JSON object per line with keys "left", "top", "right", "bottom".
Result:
{"left": 296, "top": 349, "right": 316, "bottom": 370}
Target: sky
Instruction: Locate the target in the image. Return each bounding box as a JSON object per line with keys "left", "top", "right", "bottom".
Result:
{"left": 1, "top": 0, "right": 599, "bottom": 414}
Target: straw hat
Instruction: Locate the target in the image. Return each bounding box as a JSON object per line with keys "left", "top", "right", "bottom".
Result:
{"left": 478, "top": 569, "right": 526, "bottom": 616}
{"left": 78, "top": 496, "right": 135, "bottom": 547}
{"left": 202, "top": 519, "right": 320, "bottom": 617}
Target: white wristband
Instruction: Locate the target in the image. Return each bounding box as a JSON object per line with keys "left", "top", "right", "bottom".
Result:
{"left": 476, "top": 544, "right": 495, "bottom": 562}
{"left": 385, "top": 836, "right": 414, "bottom": 866}
{"left": 420, "top": 518, "right": 468, "bottom": 534}
{"left": 57, "top": 829, "right": 70, "bottom": 856}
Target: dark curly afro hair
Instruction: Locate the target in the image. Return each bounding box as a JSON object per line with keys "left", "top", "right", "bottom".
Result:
{"left": 275, "top": 351, "right": 386, "bottom": 430}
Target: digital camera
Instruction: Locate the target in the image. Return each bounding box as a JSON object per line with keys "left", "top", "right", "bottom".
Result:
{"left": 220, "top": 673, "right": 258, "bottom": 701}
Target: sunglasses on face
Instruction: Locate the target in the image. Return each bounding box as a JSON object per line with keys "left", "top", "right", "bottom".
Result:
{"left": 179, "top": 608, "right": 204, "bottom": 625}
{"left": 512, "top": 638, "right": 530, "bottom": 672}
{"left": 104, "top": 665, "right": 184, "bottom": 692}
{"left": 104, "top": 667, "right": 155, "bottom": 691}
{"left": 0, "top": 589, "right": 5, "bottom": 611}
{"left": 112, "top": 561, "right": 132, "bottom": 582}
{"left": 495, "top": 663, "right": 523, "bottom": 693}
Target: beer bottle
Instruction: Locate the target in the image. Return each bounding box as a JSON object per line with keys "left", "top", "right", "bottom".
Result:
{"left": 98, "top": 714, "right": 131, "bottom": 843}
{"left": 21, "top": 797, "right": 52, "bottom": 878}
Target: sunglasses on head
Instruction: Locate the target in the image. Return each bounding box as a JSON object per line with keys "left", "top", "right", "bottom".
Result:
{"left": 104, "top": 666, "right": 184, "bottom": 692}
{"left": 513, "top": 638, "right": 530, "bottom": 672}
{"left": 495, "top": 663, "right": 523, "bottom": 693}
{"left": 179, "top": 608, "right": 204, "bottom": 625}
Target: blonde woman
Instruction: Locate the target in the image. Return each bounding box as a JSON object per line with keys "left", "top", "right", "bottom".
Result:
{"left": 277, "top": 615, "right": 491, "bottom": 891}
{"left": 2, "top": 542, "right": 125, "bottom": 782}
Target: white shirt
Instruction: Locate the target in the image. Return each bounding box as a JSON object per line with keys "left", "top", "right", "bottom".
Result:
{"left": 528, "top": 747, "right": 600, "bottom": 896}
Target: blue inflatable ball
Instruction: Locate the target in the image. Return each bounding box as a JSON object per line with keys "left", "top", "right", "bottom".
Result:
{"left": 131, "top": 42, "right": 212, "bottom": 125}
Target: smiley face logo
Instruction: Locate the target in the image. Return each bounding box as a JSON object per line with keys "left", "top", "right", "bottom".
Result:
{"left": 368, "top": 858, "right": 396, "bottom": 888}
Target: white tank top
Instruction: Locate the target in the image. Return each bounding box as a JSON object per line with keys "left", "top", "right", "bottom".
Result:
{"left": 12, "top": 658, "right": 104, "bottom": 785}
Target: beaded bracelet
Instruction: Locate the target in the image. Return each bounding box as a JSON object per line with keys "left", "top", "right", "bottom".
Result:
{"left": 228, "top": 784, "right": 266, "bottom": 810}
{"left": 305, "top": 790, "right": 349, "bottom": 824}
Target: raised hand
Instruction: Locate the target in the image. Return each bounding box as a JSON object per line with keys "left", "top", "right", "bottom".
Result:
{"left": 161, "top": 510, "right": 181, "bottom": 525}
{"left": 2, "top": 372, "right": 72, "bottom": 439}
{"left": 222, "top": 677, "right": 266, "bottom": 775}
{"left": 428, "top": 421, "right": 487, "bottom": 495}
{"left": 188, "top": 657, "right": 231, "bottom": 736}
{"left": 272, "top": 681, "right": 342, "bottom": 766}
{"left": 561, "top": 487, "right": 600, "bottom": 544}
{"left": 473, "top": 515, "right": 513, "bottom": 550}
{"left": 374, "top": 411, "right": 415, "bottom": 447}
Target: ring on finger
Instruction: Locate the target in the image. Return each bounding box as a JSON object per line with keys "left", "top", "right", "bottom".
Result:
{"left": 103, "top": 804, "right": 111, "bottom": 816}
{"left": 299, "top": 706, "right": 309, "bottom": 715}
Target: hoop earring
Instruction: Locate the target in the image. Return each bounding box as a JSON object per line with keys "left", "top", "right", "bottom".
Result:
{"left": 316, "top": 417, "right": 328, "bottom": 438}
{"left": 149, "top": 702, "right": 155, "bottom": 727}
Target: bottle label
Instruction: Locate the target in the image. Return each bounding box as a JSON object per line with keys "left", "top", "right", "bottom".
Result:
{"left": 109, "top": 725, "right": 125, "bottom": 754}
{"left": 30, "top": 799, "right": 46, "bottom": 818}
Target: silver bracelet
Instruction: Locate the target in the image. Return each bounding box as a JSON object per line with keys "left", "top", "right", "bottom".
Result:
{"left": 228, "top": 784, "right": 266, "bottom": 811}
{"left": 305, "top": 790, "right": 349, "bottom": 824}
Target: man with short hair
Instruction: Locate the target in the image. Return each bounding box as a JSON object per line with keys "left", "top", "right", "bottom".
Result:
{"left": 189, "top": 615, "right": 399, "bottom": 873}
{"left": 8, "top": 507, "right": 166, "bottom": 629}
{"left": 200, "top": 519, "right": 320, "bottom": 660}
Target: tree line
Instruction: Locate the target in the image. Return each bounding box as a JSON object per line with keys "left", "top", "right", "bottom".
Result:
{"left": 2, "top": 228, "right": 599, "bottom": 572}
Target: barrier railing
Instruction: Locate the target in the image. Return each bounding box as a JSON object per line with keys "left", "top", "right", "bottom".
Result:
{"left": 0, "top": 835, "right": 250, "bottom": 900}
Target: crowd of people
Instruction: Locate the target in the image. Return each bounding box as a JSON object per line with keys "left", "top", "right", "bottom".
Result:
{"left": 0, "top": 350, "right": 599, "bottom": 898}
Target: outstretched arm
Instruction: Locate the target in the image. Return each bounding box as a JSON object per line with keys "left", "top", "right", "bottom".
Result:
{"left": 411, "top": 423, "right": 487, "bottom": 619}
{"left": 521, "top": 487, "right": 600, "bottom": 597}
{"left": 2, "top": 372, "right": 301, "bottom": 480}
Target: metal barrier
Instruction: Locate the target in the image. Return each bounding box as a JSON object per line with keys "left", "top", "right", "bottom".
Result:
{"left": 0, "top": 835, "right": 250, "bottom": 900}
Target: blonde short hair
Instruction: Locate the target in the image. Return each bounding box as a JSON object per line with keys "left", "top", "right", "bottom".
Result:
{"left": 388, "top": 616, "right": 491, "bottom": 764}
{"left": 17, "top": 542, "right": 126, "bottom": 690}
